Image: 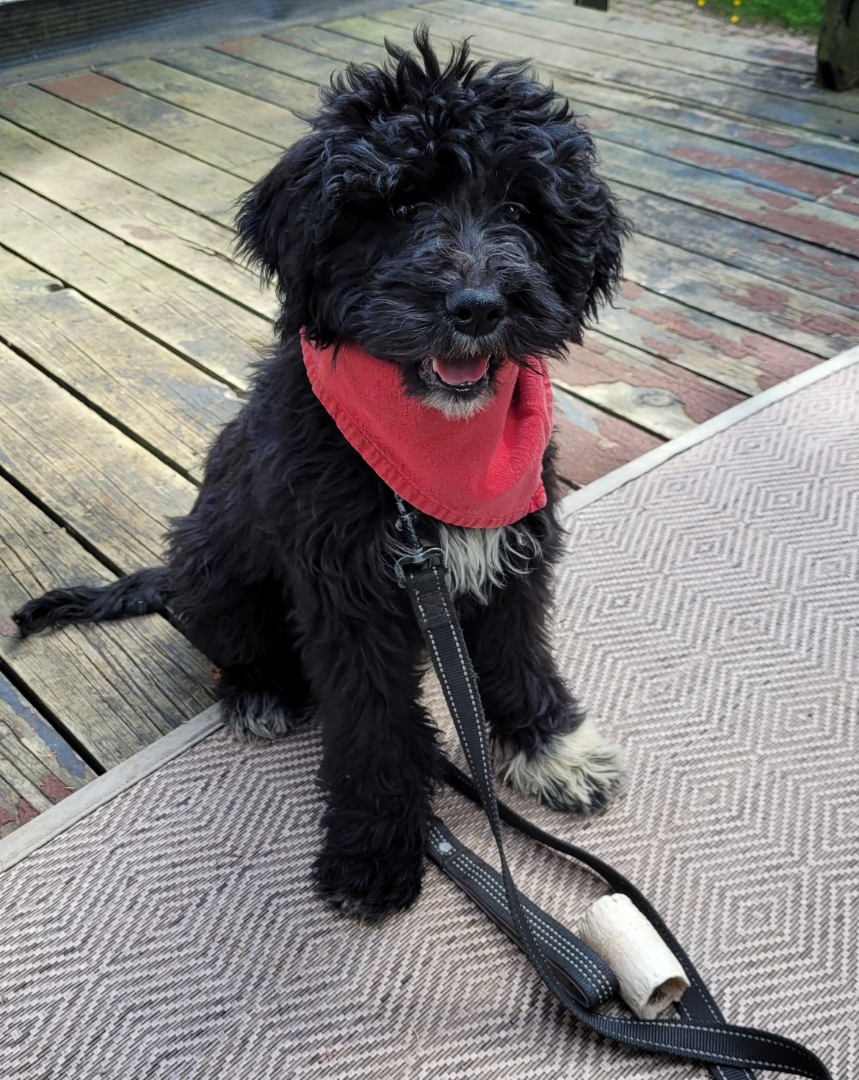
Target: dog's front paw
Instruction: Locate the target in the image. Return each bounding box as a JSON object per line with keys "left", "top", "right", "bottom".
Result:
{"left": 499, "top": 718, "right": 625, "bottom": 814}
{"left": 314, "top": 852, "right": 424, "bottom": 922}
{"left": 313, "top": 815, "right": 425, "bottom": 922}
{"left": 220, "top": 687, "right": 310, "bottom": 744}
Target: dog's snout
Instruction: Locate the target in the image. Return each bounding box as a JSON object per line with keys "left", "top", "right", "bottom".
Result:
{"left": 446, "top": 287, "right": 507, "bottom": 338}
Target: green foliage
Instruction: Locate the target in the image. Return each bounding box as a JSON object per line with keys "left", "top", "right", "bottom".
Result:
{"left": 696, "top": 0, "right": 823, "bottom": 34}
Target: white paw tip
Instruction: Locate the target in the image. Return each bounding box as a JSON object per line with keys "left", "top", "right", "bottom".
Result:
{"left": 499, "top": 718, "right": 626, "bottom": 813}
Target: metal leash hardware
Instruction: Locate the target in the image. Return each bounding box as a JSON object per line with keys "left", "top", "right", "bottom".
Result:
{"left": 393, "top": 495, "right": 832, "bottom": 1080}
{"left": 392, "top": 492, "right": 445, "bottom": 588}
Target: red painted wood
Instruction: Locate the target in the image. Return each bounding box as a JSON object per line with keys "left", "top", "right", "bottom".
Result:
{"left": 552, "top": 396, "right": 663, "bottom": 488}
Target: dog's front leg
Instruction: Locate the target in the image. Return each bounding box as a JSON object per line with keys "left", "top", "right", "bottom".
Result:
{"left": 463, "top": 567, "right": 625, "bottom": 814}
{"left": 295, "top": 586, "right": 438, "bottom": 921}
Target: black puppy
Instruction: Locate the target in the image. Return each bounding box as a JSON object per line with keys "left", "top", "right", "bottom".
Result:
{"left": 15, "top": 31, "right": 628, "bottom": 920}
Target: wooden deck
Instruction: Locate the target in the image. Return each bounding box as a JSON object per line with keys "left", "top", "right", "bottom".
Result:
{"left": 1, "top": 0, "right": 858, "bottom": 833}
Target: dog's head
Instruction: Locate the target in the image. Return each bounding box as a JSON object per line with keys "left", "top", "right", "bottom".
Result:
{"left": 237, "top": 28, "right": 628, "bottom": 417}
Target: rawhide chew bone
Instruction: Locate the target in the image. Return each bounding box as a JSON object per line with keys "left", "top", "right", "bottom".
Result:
{"left": 575, "top": 893, "right": 690, "bottom": 1019}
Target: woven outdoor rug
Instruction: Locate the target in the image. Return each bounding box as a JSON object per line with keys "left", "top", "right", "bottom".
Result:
{"left": 1, "top": 354, "right": 858, "bottom": 1080}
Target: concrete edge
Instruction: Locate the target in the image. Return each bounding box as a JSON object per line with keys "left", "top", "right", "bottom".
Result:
{"left": 559, "top": 346, "right": 859, "bottom": 520}
{"left": 0, "top": 705, "right": 224, "bottom": 873}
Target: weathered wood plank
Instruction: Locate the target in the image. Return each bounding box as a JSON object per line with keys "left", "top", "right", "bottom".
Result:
{"left": 597, "top": 139, "right": 859, "bottom": 258}
{"left": 583, "top": 109, "right": 859, "bottom": 219}
{"left": 0, "top": 342, "right": 194, "bottom": 570}
{"left": 555, "top": 377, "right": 690, "bottom": 440}
{"left": 0, "top": 478, "right": 213, "bottom": 770}
{"left": 312, "top": 16, "right": 859, "bottom": 248}
{"left": 273, "top": 25, "right": 859, "bottom": 177}
{"left": 247, "top": 28, "right": 859, "bottom": 212}
{"left": 311, "top": 17, "right": 859, "bottom": 228}
{"left": 471, "top": 0, "right": 816, "bottom": 74}
{"left": 37, "top": 71, "right": 283, "bottom": 182}
{"left": 0, "top": 83, "right": 249, "bottom": 225}
{"left": 0, "top": 670, "right": 96, "bottom": 838}
{"left": 150, "top": 34, "right": 859, "bottom": 354}
{"left": 555, "top": 333, "right": 746, "bottom": 439}
{"left": 150, "top": 24, "right": 859, "bottom": 257}
{"left": 616, "top": 184, "right": 859, "bottom": 311}
{"left": 826, "top": 185, "right": 859, "bottom": 217}
{"left": 0, "top": 177, "right": 263, "bottom": 388}
{"left": 423, "top": 0, "right": 859, "bottom": 114}
{"left": 602, "top": 283, "right": 819, "bottom": 394}
{"left": 8, "top": 60, "right": 820, "bottom": 406}
{"left": 571, "top": 86, "right": 859, "bottom": 189}
{"left": 218, "top": 34, "right": 351, "bottom": 81}
{"left": 577, "top": 104, "right": 859, "bottom": 210}
{"left": 260, "top": 28, "right": 859, "bottom": 197}
{"left": 397, "top": 5, "right": 859, "bottom": 141}
{"left": 34, "top": 39, "right": 851, "bottom": 329}
{"left": 623, "top": 234, "right": 859, "bottom": 358}
{"left": 0, "top": 143, "right": 736, "bottom": 449}
{"left": 0, "top": 117, "right": 273, "bottom": 319}
{"left": 159, "top": 46, "right": 321, "bottom": 112}
{"left": 96, "top": 58, "right": 306, "bottom": 147}
{"left": 0, "top": 248, "right": 240, "bottom": 482}
{"left": 270, "top": 23, "right": 389, "bottom": 65}
{"left": 347, "top": 9, "right": 858, "bottom": 140}
{"left": 552, "top": 391, "right": 663, "bottom": 487}
{"left": 50, "top": 33, "right": 855, "bottom": 328}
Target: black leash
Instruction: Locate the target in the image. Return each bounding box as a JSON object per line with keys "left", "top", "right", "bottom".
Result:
{"left": 394, "top": 496, "right": 832, "bottom": 1080}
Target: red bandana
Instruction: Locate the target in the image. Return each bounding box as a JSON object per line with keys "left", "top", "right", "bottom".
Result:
{"left": 301, "top": 337, "right": 553, "bottom": 529}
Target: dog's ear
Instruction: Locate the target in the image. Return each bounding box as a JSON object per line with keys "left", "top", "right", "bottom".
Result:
{"left": 535, "top": 116, "right": 630, "bottom": 335}
{"left": 582, "top": 182, "right": 629, "bottom": 324}
{"left": 235, "top": 134, "right": 326, "bottom": 333}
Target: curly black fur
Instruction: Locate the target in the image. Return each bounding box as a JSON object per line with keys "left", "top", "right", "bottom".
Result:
{"left": 14, "top": 567, "right": 171, "bottom": 638}
{"left": 13, "top": 30, "right": 627, "bottom": 921}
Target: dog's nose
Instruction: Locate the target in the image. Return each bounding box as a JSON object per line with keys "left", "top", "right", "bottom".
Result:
{"left": 446, "top": 287, "right": 507, "bottom": 338}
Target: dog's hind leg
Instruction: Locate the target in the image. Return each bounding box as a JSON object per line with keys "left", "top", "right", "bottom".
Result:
{"left": 180, "top": 586, "right": 313, "bottom": 743}
{"left": 217, "top": 630, "right": 313, "bottom": 743}
{"left": 463, "top": 563, "right": 625, "bottom": 815}
{"left": 167, "top": 480, "right": 314, "bottom": 742}
{"left": 169, "top": 544, "right": 310, "bottom": 743}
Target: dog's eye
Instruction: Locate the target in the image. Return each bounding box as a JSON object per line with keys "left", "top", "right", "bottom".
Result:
{"left": 392, "top": 203, "right": 417, "bottom": 221}
{"left": 501, "top": 203, "right": 523, "bottom": 222}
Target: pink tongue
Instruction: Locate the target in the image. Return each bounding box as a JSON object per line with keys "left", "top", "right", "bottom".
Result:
{"left": 432, "top": 355, "right": 490, "bottom": 386}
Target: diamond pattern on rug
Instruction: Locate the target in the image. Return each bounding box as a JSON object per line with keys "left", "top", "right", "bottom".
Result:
{"left": 1, "top": 362, "right": 857, "bottom": 1079}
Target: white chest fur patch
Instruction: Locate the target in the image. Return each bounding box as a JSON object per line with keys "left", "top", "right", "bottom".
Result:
{"left": 437, "top": 522, "right": 541, "bottom": 602}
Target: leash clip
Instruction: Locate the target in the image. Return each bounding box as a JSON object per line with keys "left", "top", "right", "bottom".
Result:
{"left": 393, "top": 493, "right": 444, "bottom": 588}
{"left": 393, "top": 548, "right": 444, "bottom": 589}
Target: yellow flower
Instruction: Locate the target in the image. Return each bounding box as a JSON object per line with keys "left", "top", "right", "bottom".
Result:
{"left": 730, "top": 12, "right": 739, "bottom": 19}
{"left": 697, "top": 0, "right": 705, "bottom": 6}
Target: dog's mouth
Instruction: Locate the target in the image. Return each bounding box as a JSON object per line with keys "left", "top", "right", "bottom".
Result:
{"left": 428, "top": 354, "right": 491, "bottom": 393}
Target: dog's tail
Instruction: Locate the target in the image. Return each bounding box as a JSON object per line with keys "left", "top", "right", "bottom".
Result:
{"left": 13, "top": 566, "right": 172, "bottom": 639}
